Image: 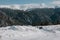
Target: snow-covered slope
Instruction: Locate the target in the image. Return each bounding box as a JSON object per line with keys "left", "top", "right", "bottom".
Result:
{"left": 0, "top": 25, "right": 60, "bottom": 40}
{"left": 0, "top": 4, "right": 54, "bottom": 11}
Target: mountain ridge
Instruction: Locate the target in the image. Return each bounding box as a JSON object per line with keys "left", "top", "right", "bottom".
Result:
{"left": 0, "top": 8, "right": 60, "bottom": 27}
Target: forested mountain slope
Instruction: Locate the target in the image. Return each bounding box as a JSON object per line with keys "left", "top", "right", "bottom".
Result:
{"left": 0, "top": 8, "right": 60, "bottom": 27}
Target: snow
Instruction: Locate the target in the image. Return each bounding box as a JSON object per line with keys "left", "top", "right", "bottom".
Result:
{"left": 0, "top": 25, "right": 60, "bottom": 40}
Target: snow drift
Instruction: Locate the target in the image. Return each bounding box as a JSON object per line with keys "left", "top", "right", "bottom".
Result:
{"left": 0, "top": 25, "right": 60, "bottom": 40}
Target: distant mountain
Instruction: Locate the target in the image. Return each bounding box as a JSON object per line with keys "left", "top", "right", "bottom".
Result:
{"left": 0, "top": 7, "right": 60, "bottom": 27}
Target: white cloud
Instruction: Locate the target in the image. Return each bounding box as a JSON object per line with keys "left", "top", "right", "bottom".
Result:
{"left": 0, "top": 3, "right": 48, "bottom": 10}
{"left": 52, "top": 0, "right": 60, "bottom": 5}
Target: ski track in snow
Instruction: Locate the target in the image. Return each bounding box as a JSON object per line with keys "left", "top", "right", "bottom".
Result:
{"left": 0, "top": 25, "right": 60, "bottom": 40}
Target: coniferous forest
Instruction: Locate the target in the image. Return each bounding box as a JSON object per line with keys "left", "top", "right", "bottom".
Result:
{"left": 0, "top": 8, "right": 60, "bottom": 27}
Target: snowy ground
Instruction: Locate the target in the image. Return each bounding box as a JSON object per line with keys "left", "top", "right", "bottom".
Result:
{"left": 0, "top": 25, "right": 60, "bottom": 40}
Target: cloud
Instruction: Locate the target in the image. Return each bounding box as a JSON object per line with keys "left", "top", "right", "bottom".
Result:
{"left": 52, "top": 0, "right": 60, "bottom": 5}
